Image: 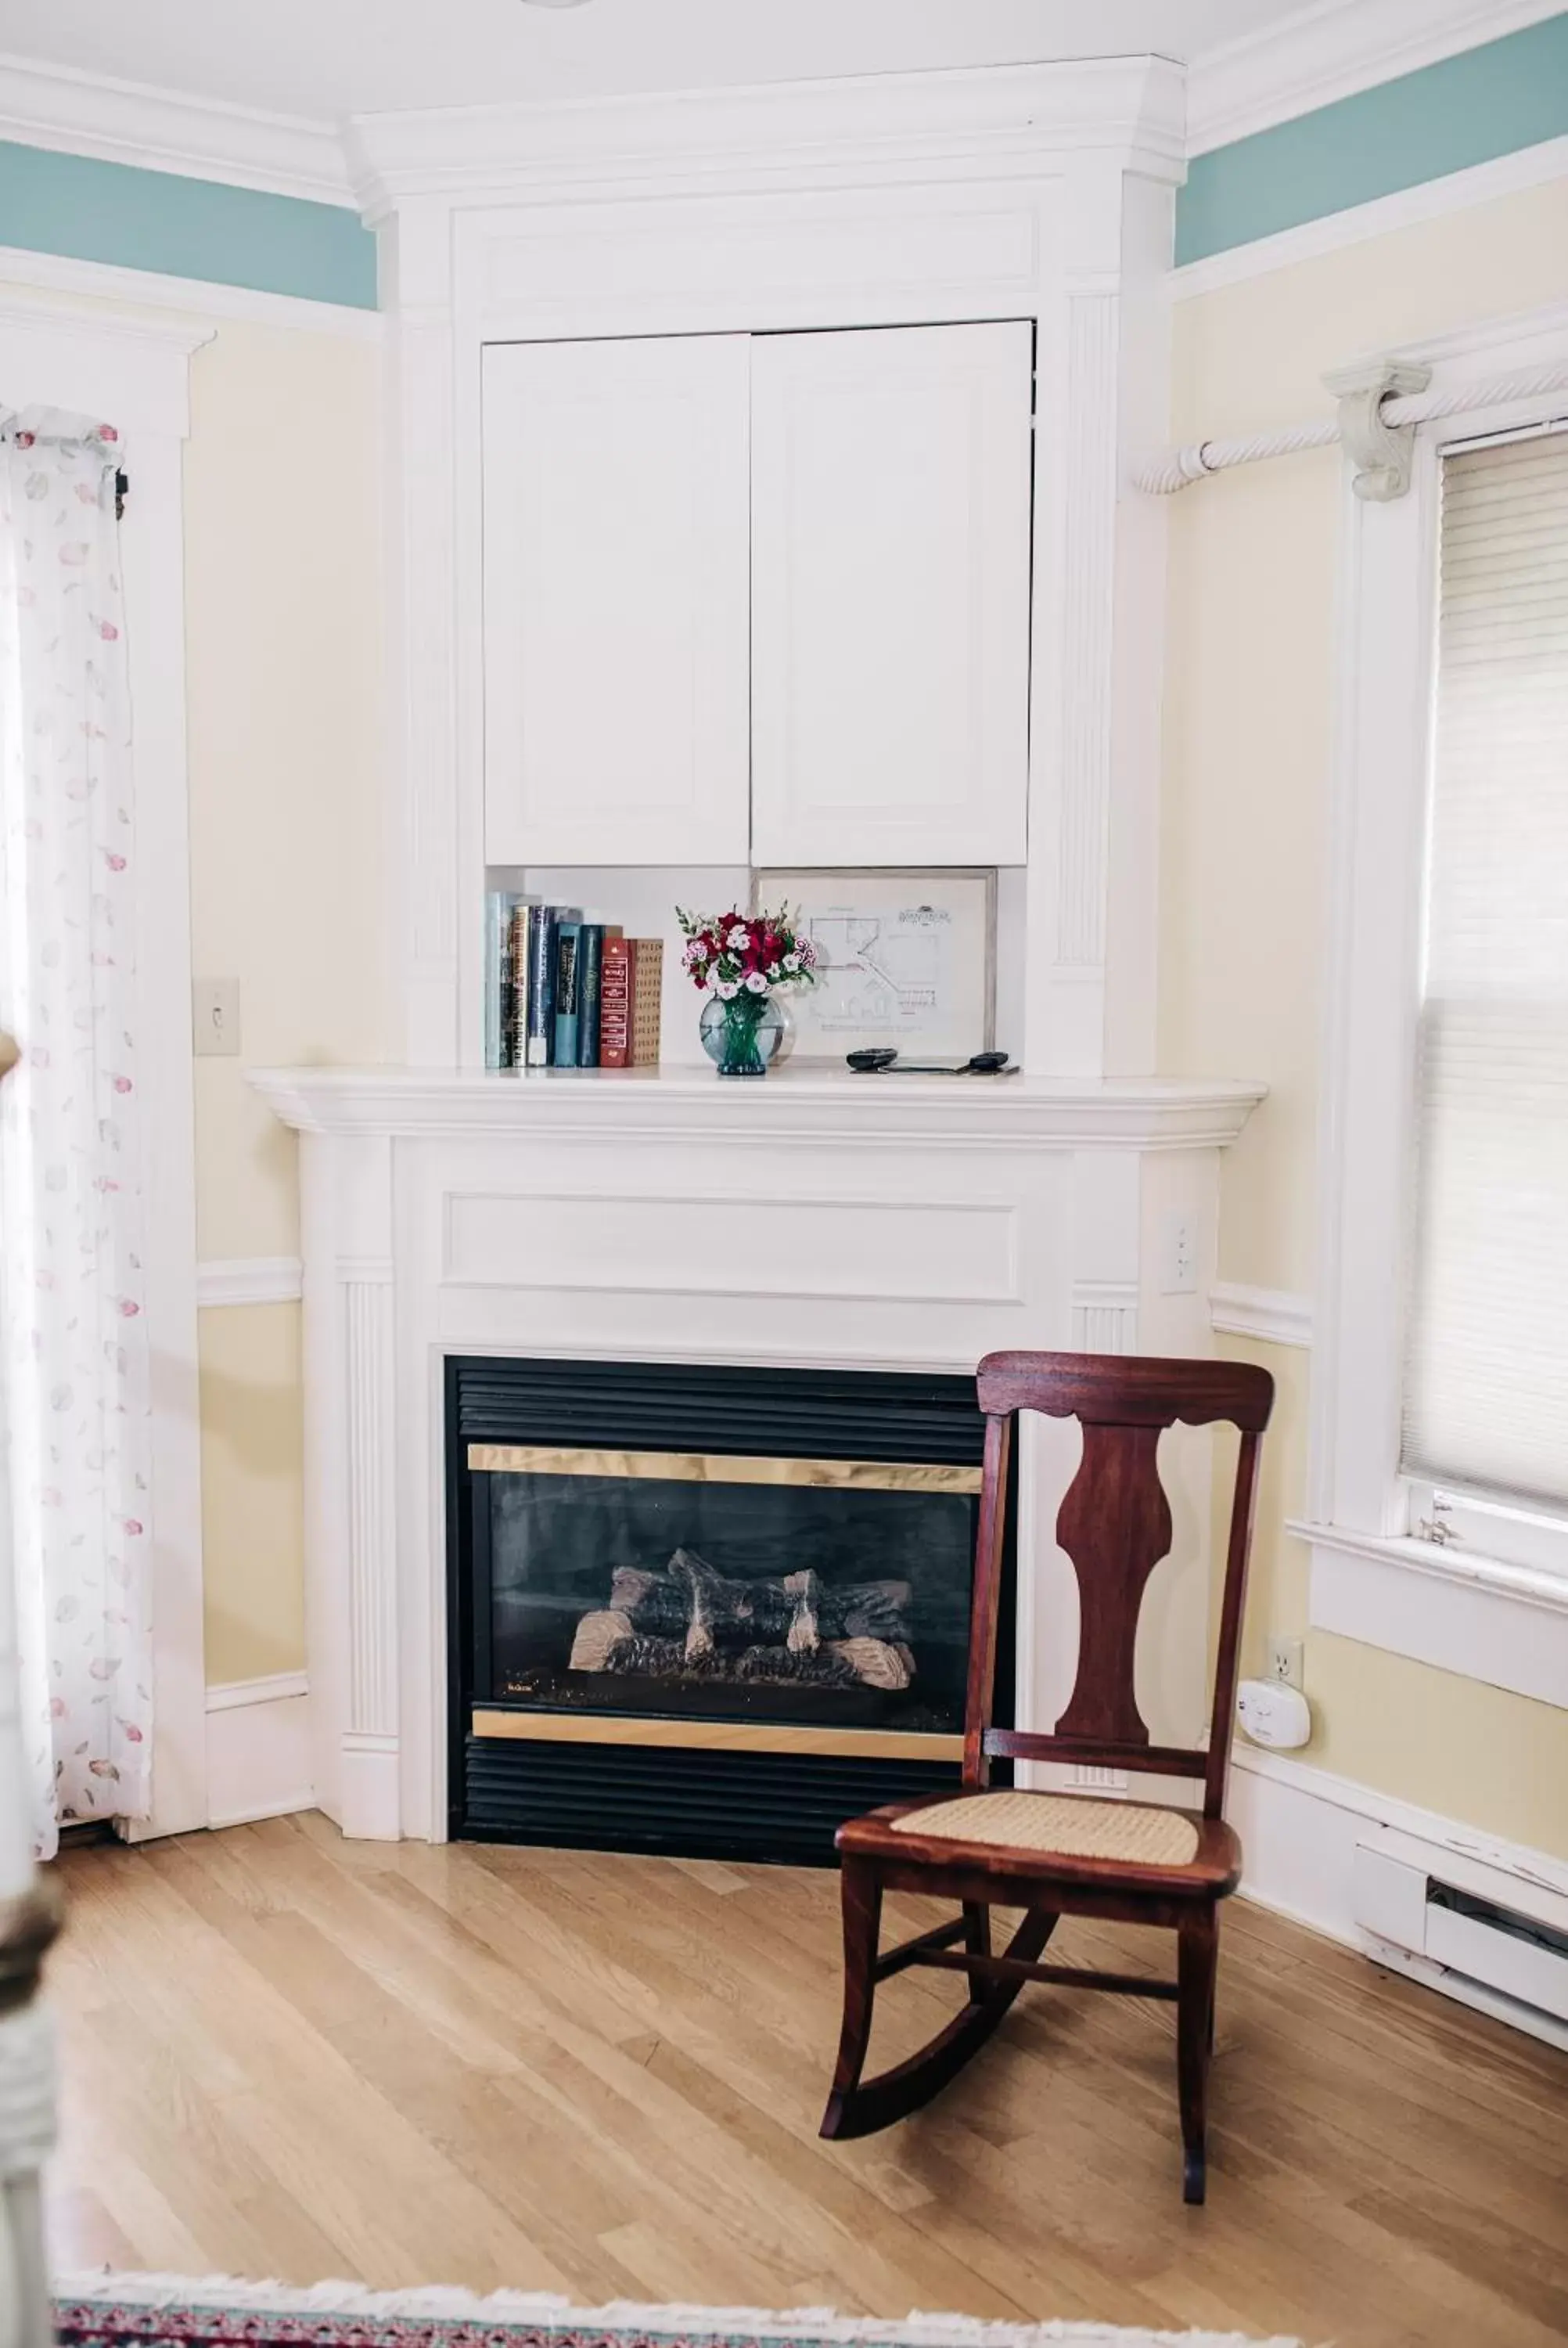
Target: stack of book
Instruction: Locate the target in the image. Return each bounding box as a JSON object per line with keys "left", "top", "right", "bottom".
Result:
{"left": 484, "top": 895, "right": 664, "bottom": 1071}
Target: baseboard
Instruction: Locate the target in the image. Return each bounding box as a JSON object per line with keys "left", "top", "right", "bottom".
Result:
{"left": 205, "top": 1672, "right": 313, "bottom": 1829}
{"left": 1229, "top": 1742, "right": 1568, "bottom": 2040}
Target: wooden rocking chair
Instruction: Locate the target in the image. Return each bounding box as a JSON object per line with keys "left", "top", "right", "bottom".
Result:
{"left": 819, "top": 1349, "right": 1274, "bottom": 2203}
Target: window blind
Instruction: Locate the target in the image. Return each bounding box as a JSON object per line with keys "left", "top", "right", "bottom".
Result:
{"left": 1401, "top": 428, "right": 1568, "bottom": 1511}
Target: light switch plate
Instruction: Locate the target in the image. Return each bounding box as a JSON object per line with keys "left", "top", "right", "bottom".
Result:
{"left": 193, "top": 978, "right": 241, "bottom": 1057}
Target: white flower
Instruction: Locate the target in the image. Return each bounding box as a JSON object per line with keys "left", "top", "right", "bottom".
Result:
{"left": 727, "top": 923, "right": 751, "bottom": 949}
{"left": 782, "top": 951, "right": 800, "bottom": 972}
{"left": 716, "top": 979, "right": 740, "bottom": 1000}
{"left": 744, "top": 971, "right": 768, "bottom": 994}
{"left": 766, "top": 964, "right": 782, "bottom": 983}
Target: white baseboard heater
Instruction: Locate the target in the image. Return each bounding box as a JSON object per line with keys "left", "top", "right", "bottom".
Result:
{"left": 1353, "top": 1826, "right": 1568, "bottom": 2051}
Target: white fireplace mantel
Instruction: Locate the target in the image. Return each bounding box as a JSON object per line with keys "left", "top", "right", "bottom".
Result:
{"left": 254, "top": 1064, "right": 1263, "bottom": 1842}
{"left": 251, "top": 1064, "right": 1265, "bottom": 1147}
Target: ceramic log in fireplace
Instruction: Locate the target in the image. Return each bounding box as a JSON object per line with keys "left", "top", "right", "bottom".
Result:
{"left": 448, "top": 1357, "right": 1014, "bottom": 1861}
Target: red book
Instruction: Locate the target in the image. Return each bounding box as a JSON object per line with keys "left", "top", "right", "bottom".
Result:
{"left": 599, "top": 936, "right": 635, "bottom": 1068}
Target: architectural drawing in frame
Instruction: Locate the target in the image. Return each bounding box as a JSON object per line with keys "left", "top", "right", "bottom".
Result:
{"left": 754, "top": 870, "right": 996, "bottom": 1059}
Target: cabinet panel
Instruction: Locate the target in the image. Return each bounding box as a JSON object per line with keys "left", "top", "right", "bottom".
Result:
{"left": 749, "top": 320, "right": 1033, "bottom": 868}
{"left": 483, "top": 336, "right": 750, "bottom": 866}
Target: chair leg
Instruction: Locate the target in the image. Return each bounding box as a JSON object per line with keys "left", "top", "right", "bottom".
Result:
{"left": 962, "top": 1901, "right": 991, "bottom": 1998}
{"left": 1177, "top": 1905, "right": 1218, "bottom": 2205}
{"left": 821, "top": 1857, "right": 883, "bottom": 2136}
{"left": 821, "top": 1901, "right": 1058, "bottom": 2141}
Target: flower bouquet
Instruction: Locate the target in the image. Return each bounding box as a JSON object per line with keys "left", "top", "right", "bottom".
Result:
{"left": 677, "top": 903, "right": 818, "bottom": 1078}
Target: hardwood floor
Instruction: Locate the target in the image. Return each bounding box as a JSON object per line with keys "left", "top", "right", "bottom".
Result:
{"left": 47, "top": 1813, "right": 1568, "bottom": 2345}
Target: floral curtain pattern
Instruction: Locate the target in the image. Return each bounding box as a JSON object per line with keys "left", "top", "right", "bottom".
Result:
{"left": 0, "top": 405, "right": 152, "bottom": 1858}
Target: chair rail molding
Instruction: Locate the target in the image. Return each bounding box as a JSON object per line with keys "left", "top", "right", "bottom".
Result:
{"left": 1210, "top": 1283, "right": 1314, "bottom": 1350}
{"left": 363, "top": 57, "right": 1183, "bottom": 1082}
{"left": 196, "top": 1255, "right": 304, "bottom": 1309}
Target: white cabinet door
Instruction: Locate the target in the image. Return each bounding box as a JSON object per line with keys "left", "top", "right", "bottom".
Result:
{"left": 483, "top": 335, "right": 751, "bottom": 866}
{"left": 750, "top": 320, "right": 1033, "bottom": 868}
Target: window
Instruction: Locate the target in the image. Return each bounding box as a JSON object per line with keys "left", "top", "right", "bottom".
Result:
{"left": 1401, "top": 428, "right": 1568, "bottom": 1568}
{"left": 1300, "top": 305, "right": 1568, "bottom": 1707}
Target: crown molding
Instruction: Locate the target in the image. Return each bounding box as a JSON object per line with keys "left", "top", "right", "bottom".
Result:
{"left": 2, "top": 6, "right": 1558, "bottom": 223}
{"left": 345, "top": 56, "right": 1187, "bottom": 216}
{"left": 0, "top": 49, "right": 354, "bottom": 207}
{"left": 1185, "top": 0, "right": 1564, "bottom": 157}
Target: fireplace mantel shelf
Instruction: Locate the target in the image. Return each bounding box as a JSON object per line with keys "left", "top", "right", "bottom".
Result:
{"left": 251, "top": 1064, "right": 1266, "bottom": 1152}
{"left": 273, "top": 1057, "right": 1264, "bottom": 1841}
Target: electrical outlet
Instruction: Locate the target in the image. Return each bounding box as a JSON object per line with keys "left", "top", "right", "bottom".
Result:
{"left": 192, "top": 978, "right": 241, "bottom": 1057}
{"left": 1268, "top": 1635, "right": 1304, "bottom": 1691}
{"left": 1160, "top": 1208, "right": 1198, "bottom": 1295}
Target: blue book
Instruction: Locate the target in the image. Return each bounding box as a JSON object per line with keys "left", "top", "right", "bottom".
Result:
{"left": 576, "top": 924, "right": 609, "bottom": 1067}
{"left": 553, "top": 920, "right": 583, "bottom": 1067}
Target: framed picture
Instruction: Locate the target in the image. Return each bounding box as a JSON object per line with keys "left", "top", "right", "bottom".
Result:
{"left": 753, "top": 869, "right": 996, "bottom": 1059}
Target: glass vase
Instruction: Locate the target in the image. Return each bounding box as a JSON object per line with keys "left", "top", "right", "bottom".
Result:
{"left": 699, "top": 989, "right": 789, "bottom": 1078}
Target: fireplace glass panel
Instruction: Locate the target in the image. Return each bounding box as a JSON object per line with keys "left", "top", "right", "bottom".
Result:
{"left": 480, "top": 1447, "right": 976, "bottom": 1734}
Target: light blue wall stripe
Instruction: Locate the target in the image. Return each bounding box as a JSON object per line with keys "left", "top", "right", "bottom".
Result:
{"left": 0, "top": 139, "right": 377, "bottom": 309}
{"left": 1177, "top": 13, "right": 1568, "bottom": 265}
{"left": 2, "top": 16, "right": 1563, "bottom": 301}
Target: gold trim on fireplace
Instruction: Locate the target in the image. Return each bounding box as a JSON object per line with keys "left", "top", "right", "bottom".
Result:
{"left": 466, "top": 1443, "right": 981, "bottom": 1494}
{"left": 470, "top": 1708, "right": 963, "bottom": 1761}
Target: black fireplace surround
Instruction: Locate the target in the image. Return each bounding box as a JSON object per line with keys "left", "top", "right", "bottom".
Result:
{"left": 448, "top": 1356, "right": 1014, "bottom": 1863}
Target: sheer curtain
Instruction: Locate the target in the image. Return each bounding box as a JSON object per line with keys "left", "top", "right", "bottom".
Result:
{"left": 0, "top": 405, "right": 152, "bottom": 1857}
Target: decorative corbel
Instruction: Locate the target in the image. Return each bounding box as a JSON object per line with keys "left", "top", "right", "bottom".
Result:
{"left": 1322, "top": 360, "right": 1432, "bottom": 502}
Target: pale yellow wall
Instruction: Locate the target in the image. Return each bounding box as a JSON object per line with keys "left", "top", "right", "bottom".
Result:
{"left": 1164, "top": 177, "right": 1568, "bottom": 1860}
{"left": 181, "top": 316, "right": 385, "bottom": 1682}
{"left": 196, "top": 1300, "right": 307, "bottom": 1684}
{"left": 185, "top": 319, "right": 387, "bottom": 1264}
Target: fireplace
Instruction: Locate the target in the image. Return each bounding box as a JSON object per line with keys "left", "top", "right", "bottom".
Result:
{"left": 448, "top": 1356, "right": 1014, "bottom": 1861}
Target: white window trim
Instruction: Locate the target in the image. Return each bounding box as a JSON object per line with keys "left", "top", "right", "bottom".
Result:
{"left": 0, "top": 294, "right": 213, "bottom": 1832}
{"left": 1302, "top": 297, "right": 1568, "bottom": 1708}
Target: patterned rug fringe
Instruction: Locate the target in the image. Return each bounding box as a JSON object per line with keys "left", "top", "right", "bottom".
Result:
{"left": 56, "top": 2271, "right": 1305, "bottom": 2348}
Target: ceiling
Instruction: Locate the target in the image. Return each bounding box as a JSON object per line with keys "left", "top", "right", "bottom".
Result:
{"left": 0, "top": 0, "right": 1320, "bottom": 125}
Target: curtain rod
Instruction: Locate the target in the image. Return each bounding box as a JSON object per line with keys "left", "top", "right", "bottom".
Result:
{"left": 1135, "top": 360, "right": 1568, "bottom": 499}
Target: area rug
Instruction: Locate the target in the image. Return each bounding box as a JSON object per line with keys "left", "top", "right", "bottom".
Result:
{"left": 54, "top": 2275, "right": 1304, "bottom": 2348}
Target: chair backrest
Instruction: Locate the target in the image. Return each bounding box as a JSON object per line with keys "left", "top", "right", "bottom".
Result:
{"left": 965, "top": 1350, "right": 1274, "bottom": 1819}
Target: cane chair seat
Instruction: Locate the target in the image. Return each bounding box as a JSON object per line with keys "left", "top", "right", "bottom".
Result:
{"left": 896, "top": 1789, "right": 1198, "bottom": 1864}
{"left": 841, "top": 1788, "right": 1242, "bottom": 1894}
